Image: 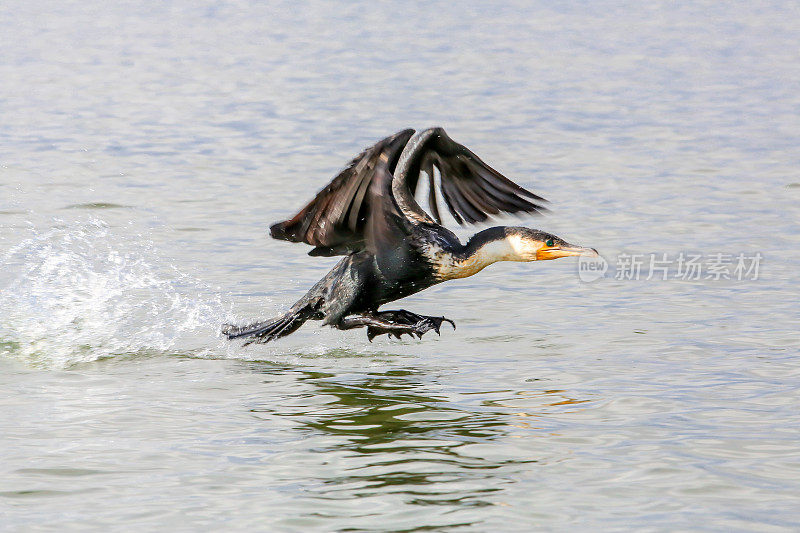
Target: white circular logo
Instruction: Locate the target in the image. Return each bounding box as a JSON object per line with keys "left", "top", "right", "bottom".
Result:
{"left": 578, "top": 253, "right": 608, "bottom": 283}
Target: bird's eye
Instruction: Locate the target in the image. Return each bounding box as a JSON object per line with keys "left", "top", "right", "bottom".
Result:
{"left": 545, "top": 239, "right": 554, "bottom": 247}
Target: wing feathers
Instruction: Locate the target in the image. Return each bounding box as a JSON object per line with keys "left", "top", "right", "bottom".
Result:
{"left": 270, "top": 127, "right": 547, "bottom": 256}
{"left": 269, "top": 129, "right": 415, "bottom": 254}
{"left": 430, "top": 138, "right": 547, "bottom": 224}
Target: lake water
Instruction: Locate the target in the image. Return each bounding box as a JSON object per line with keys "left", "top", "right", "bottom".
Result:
{"left": 2, "top": 1, "right": 799, "bottom": 530}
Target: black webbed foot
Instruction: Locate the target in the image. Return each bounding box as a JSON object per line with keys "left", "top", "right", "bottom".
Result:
{"left": 365, "top": 310, "right": 456, "bottom": 341}
{"left": 411, "top": 315, "right": 456, "bottom": 337}
{"left": 366, "top": 324, "right": 417, "bottom": 342}
{"left": 337, "top": 310, "right": 455, "bottom": 342}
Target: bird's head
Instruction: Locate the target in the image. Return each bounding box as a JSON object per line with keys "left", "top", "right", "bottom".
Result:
{"left": 444, "top": 226, "right": 598, "bottom": 280}
{"left": 502, "top": 227, "right": 598, "bottom": 262}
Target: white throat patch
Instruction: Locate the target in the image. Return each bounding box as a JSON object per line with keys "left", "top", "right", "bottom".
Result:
{"left": 425, "top": 235, "right": 537, "bottom": 281}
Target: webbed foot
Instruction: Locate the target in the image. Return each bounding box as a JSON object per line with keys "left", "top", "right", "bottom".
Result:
{"left": 366, "top": 310, "right": 454, "bottom": 341}
{"left": 335, "top": 309, "right": 455, "bottom": 341}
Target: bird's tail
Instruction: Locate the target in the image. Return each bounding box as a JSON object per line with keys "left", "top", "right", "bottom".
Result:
{"left": 222, "top": 304, "right": 315, "bottom": 344}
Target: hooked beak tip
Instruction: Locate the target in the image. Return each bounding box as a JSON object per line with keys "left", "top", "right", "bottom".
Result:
{"left": 558, "top": 245, "right": 599, "bottom": 258}
{"left": 584, "top": 247, "right": 599, "bottom": 257}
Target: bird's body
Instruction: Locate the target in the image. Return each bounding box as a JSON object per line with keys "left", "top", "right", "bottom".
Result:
{"left": 223, "top": 128, "right": 596, "bottom": 343}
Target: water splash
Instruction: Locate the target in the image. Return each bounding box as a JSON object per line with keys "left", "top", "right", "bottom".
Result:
{"left": 0, "top": 218, "right": 233, "bottom": 368}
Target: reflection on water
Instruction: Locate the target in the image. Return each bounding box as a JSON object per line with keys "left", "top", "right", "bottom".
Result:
{"left": 238, "top": 361, "right": 594, "bottom": 528}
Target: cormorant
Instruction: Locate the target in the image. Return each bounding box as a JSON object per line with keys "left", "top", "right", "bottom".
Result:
{"left": 223, "top": 127, "right": 597, "bottom": 344}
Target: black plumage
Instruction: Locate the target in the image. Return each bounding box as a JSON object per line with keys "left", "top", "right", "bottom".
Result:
{"left": 224, "top": 127, "right": 593, "bottom": 344}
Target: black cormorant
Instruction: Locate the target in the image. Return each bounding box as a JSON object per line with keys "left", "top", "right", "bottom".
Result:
{"left": 223, "top": 127, "right": 597, "bottom": 344}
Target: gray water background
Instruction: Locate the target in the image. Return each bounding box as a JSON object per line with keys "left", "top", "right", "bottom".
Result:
{"left": 1, "top": 1, "right": 799, "bottom": 530}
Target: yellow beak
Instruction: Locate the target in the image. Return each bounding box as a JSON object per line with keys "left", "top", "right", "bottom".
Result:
{"left": 536, "top": 245, "right": 599, "bottom": 261}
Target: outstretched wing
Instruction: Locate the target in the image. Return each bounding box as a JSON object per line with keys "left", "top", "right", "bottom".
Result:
{"left": 398, "top": 127, "right": 548, "bottom": 225}
{"left": 269, "top": 129, "right": 415, "bottom": 256}
{"left": 270, "top": 127, "right": 548, "bottom": 256}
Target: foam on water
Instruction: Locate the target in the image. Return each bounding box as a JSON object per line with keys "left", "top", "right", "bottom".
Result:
{"left": 0, "top": 218, "right": 234, "bottom": 368}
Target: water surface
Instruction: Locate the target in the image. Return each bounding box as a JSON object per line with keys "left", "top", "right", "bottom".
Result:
{"left": 2, "top": 1, "right": 799, "bottom": 530}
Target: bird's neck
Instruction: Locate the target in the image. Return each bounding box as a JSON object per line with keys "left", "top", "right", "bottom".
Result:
{"left": 433, "top": 227, "right": 527, "bottom": 280}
